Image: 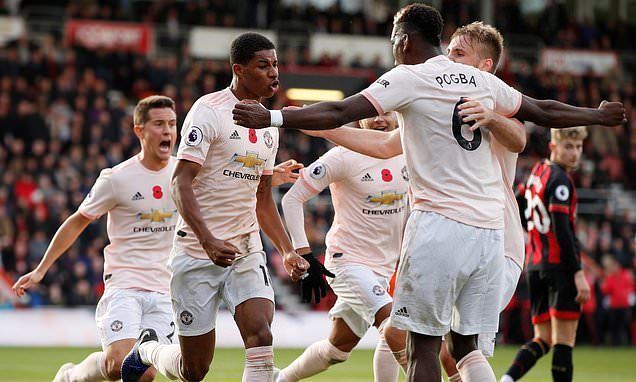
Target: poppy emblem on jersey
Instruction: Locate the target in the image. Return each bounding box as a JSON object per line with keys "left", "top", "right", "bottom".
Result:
{"left": 381, "top": 169, "right": 393, "bottom": 182}
{"left": 180, "top": 311, "right": 193, "bottom": 326}
{"left": 231, "top": 152, "right": 265, "bottom": 169}
{"left": 110, "top": 320, "right": 123, "bottom": 332}
{"left": 185, "top": 126, "right": 203, "bottom": 146}
{"left": 248, "top": 128, "right": 257, "bottom": 143}
{"left": 153, "top": 185, "right": 163, "bottom": 199}
{"left": 401, "top": 166, "right": 409, "bottom": 181}
{"left": 138, "top": 209, "right": 174, "bottom": 223}
{"left": 309, "top": 162, "right": 326, "bottom": 180}
{"left": 372, "top": 285, "right": 385, "bottom": 296}
{"left": 367, "top": 191, "right": 405, "bottom": 205}
{"left": 555, "top": 185, "right": 569, "bottom": 201}
{"left": 264, "top": 131, "right": 274, "bottom": 149}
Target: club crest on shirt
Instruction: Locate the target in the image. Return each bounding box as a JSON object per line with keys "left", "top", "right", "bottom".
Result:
{"left": 185, "top": 126, "right": 203, "bottom": 146}
{"left": 309, "top": 162, "right": 326, "bottom": 179}
{"left": 264, "top": 131, "right": 274, "bottom": 149}
{"left": 401, "top": 166, "right": 409, "bottom": 181}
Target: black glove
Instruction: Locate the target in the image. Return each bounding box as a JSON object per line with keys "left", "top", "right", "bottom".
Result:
{"left": 300, "top": 252, "right": 335, "bottom": 304}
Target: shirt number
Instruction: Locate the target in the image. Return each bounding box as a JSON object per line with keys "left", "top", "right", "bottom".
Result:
{"left": 452, "top": 99, "right": 482, "bottom": 151}
{"left": 524, "top": 189, "right": 551, "bottom": 234}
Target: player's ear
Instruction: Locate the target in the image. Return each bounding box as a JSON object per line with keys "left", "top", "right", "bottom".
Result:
{"left": 479, "top": 58, "right": 494, "bottom": 73}
{"left": 133, "top": 124, "right": 144, "bottom": 139}
{"left": 232, "top": 63, "right": 243, "bottom": 78}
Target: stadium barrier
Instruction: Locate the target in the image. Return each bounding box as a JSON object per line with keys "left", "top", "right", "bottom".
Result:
{"left": 0, "top": 308, "right": 381, "bottom": 349}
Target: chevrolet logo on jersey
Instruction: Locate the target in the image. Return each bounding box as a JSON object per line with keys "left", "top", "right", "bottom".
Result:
{"left": 231, "top": 152, "right": 265, "bottom": 169}
{"left": 138, "top": 209, "right": 174, "bottom": 223}
{"left": 367, "top": 192, "right": 405, "bottom": 205}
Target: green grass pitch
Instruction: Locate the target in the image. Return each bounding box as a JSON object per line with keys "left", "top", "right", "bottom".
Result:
{"left": 0, "top": 346, "right": 634, "bottom": 381}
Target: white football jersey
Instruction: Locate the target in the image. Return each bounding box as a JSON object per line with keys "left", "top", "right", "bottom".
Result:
{"left": 79, "top": 156, "right": 177, "bottom": 293}
{"left": 174, "top": 88, "right": 279, "bottom": 259}
{"left": 292, "top": 146, "right": 409, "bottom": 277}
{"left": 361, "top": 55, "right": 522, "bottom": 229}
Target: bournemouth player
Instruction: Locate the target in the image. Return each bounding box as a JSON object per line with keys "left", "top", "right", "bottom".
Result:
{"left": 232, "top": 4, "right": 625, "bottom": 381}
{"left": 121, "top": 33, "right": 310, "bottom": 382}
{"left": 277, "top": 112, "right": 408, "bottom": 382}
{"left": 304, "top": 22, "right": 526, "bottom": 382}
{"left": 13, "top": 95, "right": 179, "bottom": 382}
{"left": 500, "top": 127, "right": 590, "bottom": 382}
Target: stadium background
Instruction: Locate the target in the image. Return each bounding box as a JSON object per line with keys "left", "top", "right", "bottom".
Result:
{"left": 0, "top": 0, "right": 634, "bottom": 380}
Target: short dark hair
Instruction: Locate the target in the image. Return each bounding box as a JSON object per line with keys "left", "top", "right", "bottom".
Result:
{"left": 394, "top": 3, "right": 443, "bottom": 47}
{"left": 230, "top": 33, "right": 275, "bottom": 65}
{"left": 133, "top": 95, "right": 175, "bottom": 125}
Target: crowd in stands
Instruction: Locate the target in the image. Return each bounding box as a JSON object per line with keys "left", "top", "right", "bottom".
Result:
{"left": 0, "top": 1, "right": 634, "bottom": 345}
{"left": 5, "top": 0, "right": 632, "bottom": 51}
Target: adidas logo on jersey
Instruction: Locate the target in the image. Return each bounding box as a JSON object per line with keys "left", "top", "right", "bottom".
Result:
{"left": 230, "top": 130, "right": 241, "bottom": 139}
{"left": 394, "top": 307, "right": 409, "bottom": 318}
{"left": 361, "top": 173, "right": 374, "bottom": 182}
{"left": 131, "top": 192, "right": 144, "bottom": 201}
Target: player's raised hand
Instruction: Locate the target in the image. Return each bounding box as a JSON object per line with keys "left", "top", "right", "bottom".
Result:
{"left": 272, "top": 159, "right": 304, "bottom": 187}
{"left": 299, "top": 252, "right": 335, "bottom": 304}
{"left": 202, "top": 238, "right": 238, "bottom": 267}
{"left": 283, "top": 251, "right": 309, "bottom": 282}
{"left": 574, "top": 270, "right": 591, "bottom": 304}
{"left": 457, "top": 98, "right": 496, "bottom": 131}
{"left": 12, "top": 269, "right": 45, "bottom": 297}
{"left": 232, "top": 100, "right": 271, "bottom": 129}
{"left": 597, "top": 100, "right": 627, "bottom": 126}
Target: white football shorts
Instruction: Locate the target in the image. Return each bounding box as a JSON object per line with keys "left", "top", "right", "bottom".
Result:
{"left": 327, "top": 263, "right": 393, "bottom": 338}
{"left": 95, "top": 288, "right": 174, "bottom": 349}
{"left": 391, "top": 210, "right": 504, "bottom": 336}
{"left": 169, "top": 250, "right": 274, "bottom": 337}
{"left": 478, "top": 256, "right": 522, "bottom": 356}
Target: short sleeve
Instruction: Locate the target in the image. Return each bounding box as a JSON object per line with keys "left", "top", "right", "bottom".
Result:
{"left": 548, "top": 174, "right": 573, "bottom": 215}
{"left": 299, "top": 148, "right": 349, "bottom": 194}
{"left": 360, "top": 65, "right": 414, "bottom": 115}
{"left": 483, "top": 71, "right": 523, "bottom": 118}
{"left": 78, "top": 169, "right": 117, "bottom": 220}
{"left": 262, "top": 129, "right": 279, "bottom": 176}
{"left": 176, "top": 101, "right": 220, "bottom": 165}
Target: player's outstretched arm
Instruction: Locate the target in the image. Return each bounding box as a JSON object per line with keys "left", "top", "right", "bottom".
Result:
{"left": 171, "top": 159, "right": 239, "bottom": 267}
{"left": 303, "top": 127, "right": 403, "bottom": 159}
{"left": 255, "top": 175, "right": 309, "bottom": 282}
{"left": 458, "top": 99, "right": 526, "bottom": 153}
{"left": 12, "top": 211, "right": 91, "bottom": 297}
{"left": 232, "top": 95, "right": 378, "bottom": 130}
{"left": 515, "top": 96, "right": 626, "bottom": 128}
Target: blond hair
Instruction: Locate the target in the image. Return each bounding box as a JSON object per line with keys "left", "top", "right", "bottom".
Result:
{"left": 451, "top": 21, "right": 504, "bottom": 71}
{"left": 133, "top": 95, "right": 175, "bottom": 126}
{"left": 551, "top": 126, "right": 588, "bottom": 143}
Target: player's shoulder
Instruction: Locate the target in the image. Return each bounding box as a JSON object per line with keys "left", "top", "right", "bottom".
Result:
{"left": 106, "top": 156, "right": 142, "bottom": 183}
{"left": 195, "top": 89, "right": 235, "bottom": 113}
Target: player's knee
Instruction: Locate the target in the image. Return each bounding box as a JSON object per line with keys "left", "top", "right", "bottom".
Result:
{"left": 447, "top": 333, "right": 478, "bottom": 362}
{"left": 382, "top": 324, "right": 406, "bottom": 351}
{"left": 139, "top": 367, "right": 157, "bottom": 382}
{"left": 181, "top": 364, "right": 209, "bottom": 382}
{"left": 244, "top": 326, "right": 273, "bottom": 348}
{"left": 102, "top": 354, "right": 123, "bottom": 380}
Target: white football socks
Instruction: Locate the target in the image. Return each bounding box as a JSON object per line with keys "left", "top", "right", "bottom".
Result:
{"left": 243, "top": 346, "right": 274, "bottom": 382}
{"left": 279, "top": 340, "right": 350, "bottom": 382}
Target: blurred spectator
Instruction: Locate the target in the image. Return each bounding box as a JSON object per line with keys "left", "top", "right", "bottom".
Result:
{"left": 601, "top": 255, "right": 634, "bottom": 345}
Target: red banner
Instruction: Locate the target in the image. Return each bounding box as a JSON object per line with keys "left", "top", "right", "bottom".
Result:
{"left": 65, "top": 20, "right": 153, "bottom": 54}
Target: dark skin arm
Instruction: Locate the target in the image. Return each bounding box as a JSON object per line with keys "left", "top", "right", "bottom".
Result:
{"left": 232, "top": 94, "right": 626, "bottom": 131}
{"left": 510, "top": 96, "right": 626, "bottom": 127}
{"left": 255, "top": 174, "right": 309, "bottom": 281}
{"left": 171, "top": 159, "right": 239, "bottom": 267}
{"left": 233, "top": 95, "right": 378, "bottom": 130}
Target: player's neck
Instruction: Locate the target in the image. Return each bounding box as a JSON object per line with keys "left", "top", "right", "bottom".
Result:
{"left": 230, "top": 79, "right": 262, "bottom": 103}
{"left": 138, "top": 151, "right": 169, "bottom": 172}
{"left": 403, "top": 45, "right": 443, "bottom": 65}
